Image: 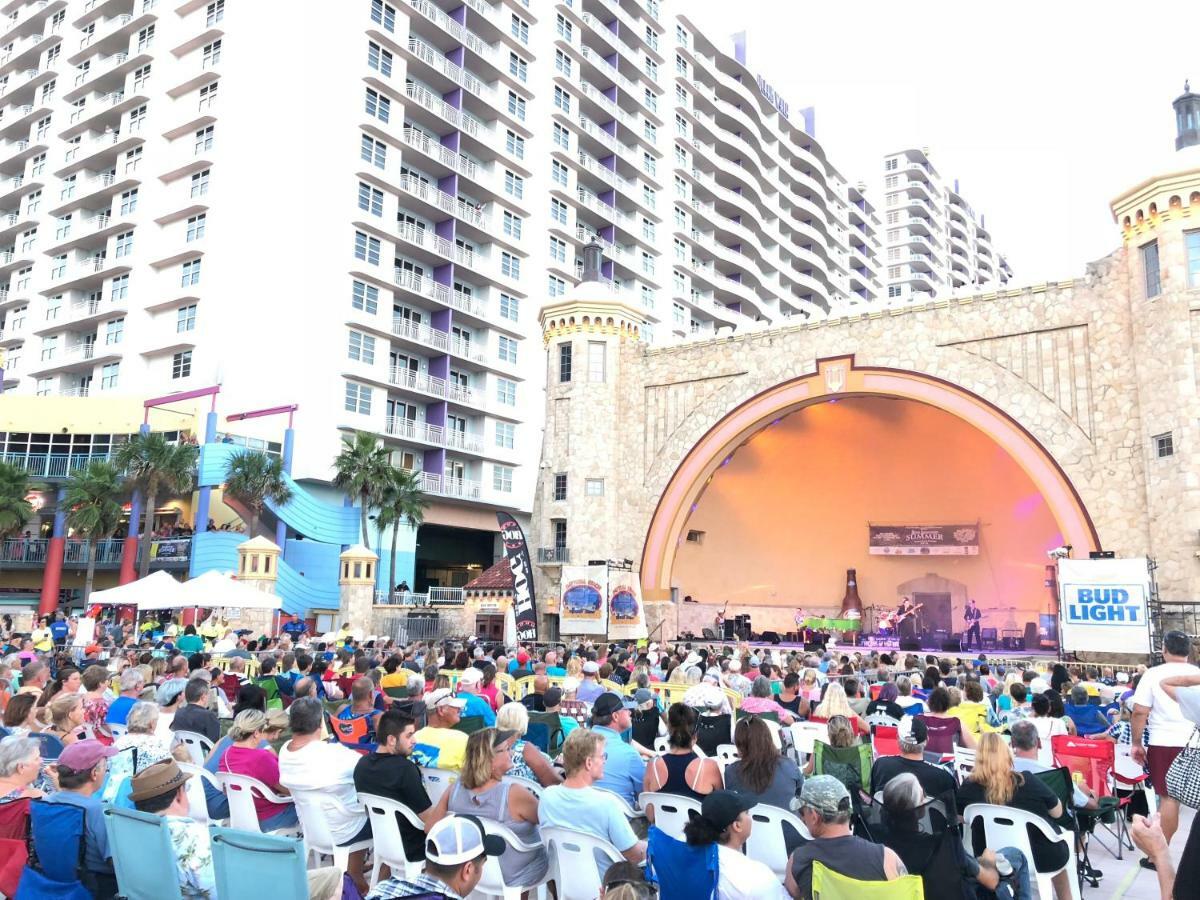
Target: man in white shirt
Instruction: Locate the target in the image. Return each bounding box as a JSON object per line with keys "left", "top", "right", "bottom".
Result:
{"left": 1131, "top": 630, "right": 1200, "bottom": 865}
{"left": 279, "top": 696, "right": 371, "bottom": 894}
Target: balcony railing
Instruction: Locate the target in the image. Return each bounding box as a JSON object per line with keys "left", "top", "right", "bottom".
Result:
{"left": 0, "top": 537, "right": 187, "bottom": 566}
{"left": 385, "top": 416, "right": 484, "bottom": 453}
{"left": 406, "top": 36, "right": 493, "bottom": 101}
{"left": 388, "top": 367, "right": 476, "bottom": 406}
{"left": 404, "top": 81, "right": 484, "bottom": 138}
{"left": 374, "top": 586, "right": 465, "bottom": 606}
{"left": 401, "top": 468, "right": 481, "bottom": 500}
{"left": 406, "top": 0, "right": 496, "bottom": 63}
{"left": 390, "top": 314, "right": 486, "bottom": 363}
{"left": 395, "top": 173, "right": 485, "bottom": 229}
{"left": 2, "top": 451, "right": 111, "bottom": 478}
{"left": 402, "top": 125, "right": 480, "bottom": 182}
{"left": 537, "top": 547, "right": 569, "bottom": 564}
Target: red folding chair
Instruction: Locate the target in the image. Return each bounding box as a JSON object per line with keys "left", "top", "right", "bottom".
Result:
{"left": 872, "top": 724, "right": 900, "bottom": 758}
{"left": 0, "top": 796, "right": 29, "bottom": 897}
{"left": 221, "top": 673, "right": 241, "bottom": 703}
{"left": 870, "top": 683, "right": 883, "bottom": 701}
{"left": 1051, "top": 733, "right": 1132, "bottom": 859}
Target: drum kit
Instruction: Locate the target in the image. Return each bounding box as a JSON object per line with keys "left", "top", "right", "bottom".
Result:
{"left": 876, "top": 602, "right": 923, "bottom": 636}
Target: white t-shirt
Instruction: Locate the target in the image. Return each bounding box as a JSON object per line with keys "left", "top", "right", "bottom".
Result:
{"left": 717, "top": 844, "right": 787, "bottom": 900}
{"left": 279, "top": 739, "right": 367, "bottom": 844}
{"left": 1131, "top": 662, "right": 1200, "bottom": 747}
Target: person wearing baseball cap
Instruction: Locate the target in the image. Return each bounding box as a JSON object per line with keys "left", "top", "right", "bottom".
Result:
{"left": 679, "top": 789, "right": 785, "bottom": 899}
{"left": 788, "top": 775, "right": 905, "bottom": 897}
{"left": 411, "top": 688, "right": 470, "bottom": 771}
{"left": 45, "top": 740, "right": 119, "bottom": 895}
{"left": 868, "top": 715, "right": 956, "bottom": 801}
{"left": 367, "top": 814, "right": 503, "bottom": 899}
{"left": 589, "top": 691, "right": 646, "bottom": 805}
{"left": 540, "top": 686, "right": 578, "bottom": 740}
{"left": 454, "top": 666, "right": 497, "bottom": 727}
{"left": 577, "top": 659, "right": 604, "bottom": 704}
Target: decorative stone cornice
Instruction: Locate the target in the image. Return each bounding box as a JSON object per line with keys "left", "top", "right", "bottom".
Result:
{"left": 539, "top": 298, "right": 647, "bottom": 346}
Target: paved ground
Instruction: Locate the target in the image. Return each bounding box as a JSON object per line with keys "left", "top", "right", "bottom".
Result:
{"left": 1099, "top": 804, "right": 1192, "bottom": 900}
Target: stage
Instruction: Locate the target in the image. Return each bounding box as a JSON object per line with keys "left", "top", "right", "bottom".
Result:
{"left": 672, "top": 634, "right": 1065, "bottom": 665}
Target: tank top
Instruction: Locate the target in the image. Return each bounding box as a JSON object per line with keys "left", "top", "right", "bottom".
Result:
{"left": 658, "top": 751, "right": 707, "bottom": 800}
{"left": 447, "top": 780, "right": 547, "bottom": 885}
{"left": 791, "top": 833, "right": 887, "bottom": 896}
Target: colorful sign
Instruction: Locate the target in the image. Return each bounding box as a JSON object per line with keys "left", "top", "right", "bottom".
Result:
{"left": 496, "top": 512, "right": 538, "bottom": 641}
{"left": 559, "top": 564, "right": 608, "bottom": 636}
{"left": 868, "top": 524, "right": 979, "bottom": 556}
{"left": 608, "top": 571, "right": 648, "bottom": 640}
{"left": 1058, "top": 557, "right": 1151, "bottom": 654}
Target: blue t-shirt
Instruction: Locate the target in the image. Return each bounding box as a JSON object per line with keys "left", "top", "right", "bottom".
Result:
{"left": 50, "top": 621, "right": 69, "bottom": 642}
{"left": 456, "top": 692, "right": 496, "bottom": 726}
{"left": 106, "top": 696, "right": 136, "bottom": 726}
{"left": 545, "top": 666, "right": 567, "bottom": 678}
{"left": 592, "top": 725, "right": 646, "bottom": 805}
{"left": 44, "top": 791, "right": 112, "bottom": 874}
{"left": 282, "top": 621, "right": 307, "bottom": 637}
{"left": 539, "top": 784, "right": 637, "bottom": 852}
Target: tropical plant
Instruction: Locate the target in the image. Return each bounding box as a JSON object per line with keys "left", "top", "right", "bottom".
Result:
{"left": 64, "top": 461, "right": 125, "bottom": 603}
{"left": 375, "top": 467, "right": 428, "bottom": 593}
{"left": 332, "top": 431, "right": 392, "bottom": 546}
{"left": 0, "top": 461, "right": 32, "bottom": 572}
{"left": 224, "top": 450, "right": 292, "bottom": 538}
{"left": 114, "top": 432, "right": 198, "bottom": 579}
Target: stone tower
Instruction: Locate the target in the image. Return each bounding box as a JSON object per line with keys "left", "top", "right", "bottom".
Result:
{"left": 234, "top": 536, "right": 281, "bottom": 636}
{"left": 532, "top": 241, "right": 651, "bottom": 639}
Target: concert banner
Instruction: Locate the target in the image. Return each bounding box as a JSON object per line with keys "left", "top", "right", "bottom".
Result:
{"left": 1058, "top": 557, "right": 1151, "bottom": 655}
{"left": 868, "top": 524, "right": 979, "bottom": 556}
{"left": 559, "top": 564, "right": 608, "bottom": 636}
{"left": 496, "top": 512, "right": 538, "bottom": 641}
{"left": 607, "top": 571, "right": 648, "bottom": 640}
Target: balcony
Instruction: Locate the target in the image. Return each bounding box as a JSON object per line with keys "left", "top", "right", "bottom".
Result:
{"left": 405, "top": 36, "right": 494, "bottom": 103}
{"left": 48, "top": 253, "right": 127, "bottom": 291}
{"left": 391, "top": 266, "right": 487, "bottom": 320}
{"left": 2, "top": 449, "right": 110, "bottom": 479}
{"left": 388, "top": 366, "right": 477, "bottom": 406}
{"left": 403, "top": 81, "right": 485, "bottom": 140}
{"left": 576, "top": 187, "right": 634, "bottom": 225}
{"left": 401, "top": 125, "right": 482, "bottom": 184}
{"left": 57, "top": 127, "right": 142, "bottom": 176}
{"left": 374, "top": 586, "right": 465, "bottom": 607}
{"left": 394, "top": 173, "right": 486, "bottom": 230}
{"left": 537, "top": 547, "right": 569, "bottom": 564}
{"left": 30, "top": 339, "right": 120, "bottom": 375}
{"left": 402, "top": 468, "right": 481, "bottom": 501}
{"left": 385, "top": 416, "right": 484, "bottom": 453}
{"left": 0, "top": 537, "right": 187, "bottom": 568}
{"left": 390, "top": 313, "right": 486, "bottom": 363}
{"left": 405, "top": 0, "right": 497, "bottom": 66}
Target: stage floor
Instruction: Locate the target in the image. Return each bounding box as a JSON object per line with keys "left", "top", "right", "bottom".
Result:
{"left": 689, "top": 636, "right": 1063, "bottom": 663}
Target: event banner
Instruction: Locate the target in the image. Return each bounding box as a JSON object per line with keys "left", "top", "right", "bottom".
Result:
{"left": 1057, "top": 557, "right": 1151, "bottom": 655}
{"left": 559, "top": 564, "right": 608, "bottom": 636}
{"left": 868, "top": 524, "right": 980, "bottom": 556}
{"left": 607, "top": 571, "right": 648, "bottom": 640}
{"left": 496, "top": 512, "right": 538, "bottom": 641}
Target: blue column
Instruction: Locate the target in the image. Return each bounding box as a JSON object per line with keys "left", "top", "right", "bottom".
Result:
{"left": 120, "top": 423, "right": 151, "bottom": 582}
{"left": 275, "top": 427, "right": 294, "bottom": 547}
{"left": 193, "top": 410, "right": 217, "bottom": 531}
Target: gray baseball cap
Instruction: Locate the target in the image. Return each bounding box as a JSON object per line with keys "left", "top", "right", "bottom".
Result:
{"left": 800, "top": 775, "right": 852, "bottom": 816}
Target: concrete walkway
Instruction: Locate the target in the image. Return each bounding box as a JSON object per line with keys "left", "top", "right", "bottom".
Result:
{"left": 1100, "top": 804, "right": 1193, "bottom": 900}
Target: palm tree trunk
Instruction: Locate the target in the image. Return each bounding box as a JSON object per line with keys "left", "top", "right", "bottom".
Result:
{"left": 360, "top": 490, "right": 371, "bottom": 546}
{"left": 390, "top": 521, "right": 399, "bottom": 600}
{"left": 83, "top": 538, "right": 97, "bottom": 604}
{"left": 138, "top": 489, "right": 157, "bottom": 579}
{"left": 248, "top": 508, "right": 258, "bottom": 538}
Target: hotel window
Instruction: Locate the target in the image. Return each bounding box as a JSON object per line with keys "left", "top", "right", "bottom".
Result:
{"left": 552, "top": 123, "right": 569, "bottom": 149}
{"left": 644, "top": 88, "right": 657, "bottom": 113}
{"left": 348, "top": 330, "right": 376, "bottom": 364}
{"left": 496, "top": 377, "right": 516, "bottom": 406}
{"left": 496, "top": 422, "right": 514, "bottom": 450}
{"left": 556, "top": 13, "right": 572, "bottom": 40}
{"left": 644, "top": 121, "right": 656, "bottom": 142}
{"left": 676, "top": 24, "right": 689, "bottom": 46}
{"left": 493, "top": 465, "right": 513, "bottom": 493}
{"left": 587, "top": 341, "right": 606, "bottom": 383}
{"left": 553, "top": 474, "right": 567, "bottom": 501}
{"left": 45, "top": 295, "right": 61, "bottom": 320}
{"left": 642, "top": 252, "right": 655, "bottom": 276}
{"left": 136, "top": 24, "right": 154, "bottom": 52}
{"left": 186, "top": 214, "right": 206, "bottom": 242}
{"left": 641, "top": 285, "right": 655, "bottom": 309}
{"left": 676, "top": 84, "right": 687, "bottom": 105}
{"left": 367, "top": 41, "right": 392, "bottom": 77}
{"left": 361, "top": 134, "right": 386, "bottom": 169}
{"left": 191, "top": 169, "right": 210, "bottom": 198}
{"left": 41, "top": 337, "right": 56, "bottom": 361}
{"left": 352, "top": 280, "right": 379, "bottom": 314}
{"left": 509, "top": 52, "right": 527, "bottom": 82}
{"left": 181, "top": 259, "right": 201, "bottom": 286}
{"left": 673, "top": 303, "right": 685, "bottom": 326}
{"left": 35, "top": 378, "right": 51, "bottom": 397}
{"left": 548, "top": 275, "right": 565, "bottom": 297}
{"left": 644, "top": 57, "right": 658, "bottom": 80}
{"left": 549, "top": 236, "right": 567, "bottom": 263}
{"left": 674, "top": 238, "right": 686, "bottom": 261}
{"left": 132, "top": 64, "right": 151, "bottom": 90}
{"left": 510, "top": 14, "right": 528, "bottom": 44}
{"left": 551, "top": 160, "right": 568, "bottom": 187}
{"left": 499, "top": 293, "right": 519, "bottom": 322}
{"left": 370, "top": 0, "right": 395, "bottom": 32}
{"left": 643, "top": 151, "right": 656, "bottom": 177}
{"left": 559, "top": 344, "right": 572, "bottom": 382}
{"left": 111, "top": 274, "right": 128, "bottom": 300}
{"left": 176, "top": 305, "right": 197, "bottom": 333}
{"left": 507, "top": 91, "right": 525, "bottom": 121}
{"left": 885, "top": 158, "right": 898, "bottom": 171}
{"left": 354, "top": 231, "right": 381, "bottom": 265}
{"left": 500, "top": 252, "right": 519, "bottom": 279}
{"left": 357, "top": 182, "right": 384, "bottom": 216}
{"left": 344, "top": 381, "right": 372, "bottom": 414}
{"left": 50, "top": 254, "right": 66, "bottom": 278}
{"left": 124, "top": 147, "right": 142, "bottom": 173}
{"left": 206, "top": 0, "right": 224, "bottom": 26}
{"left": 554, "top": 49, "right": 572, "bottom": 77}
{"left": 1142, "top": 240, "right": 1161, "bottom": 298}
{"left": 675, "top": 54, "right": 688, "bottom": 76}
{"left": 171, "top": 351, "right": 192, "bottom": 380}
{"left": 645, "top": 26, "right": 659, "bottom": 50}
{"left": 553, "top": 86, "right": 570, "bottom": 113}
{"left": 197, "top": 82, "right": 217, "bottom": 111}
{"left": 203, "top": 40, "right": 222, "bottom": 68}
{"left": 127, "top": 105, "right": 146, "bottom": 132}
{"left": 504, "top": 171, "right": 523, "bottom": 199}
{"left": 643, "top": 185, "right": 656, "bottom": 207}
{"left": 114, "top": 231, "right": 134, "bottom": 258}
{"left": 106, "top": 317, "right": 124, "bottom": 344}
{"left": 888, "top": 266, "right": 901, "bottom": 279}
{"left": 1186, "top": 231, "right": 1200, "bottom": 288}
{"left": 502, "top": 211, "right": 522, "bottom": 239}
{"left": 20, "top": 227, "right": 36, "bottom": 251}
{"left": 365, "top": 88, "right": 390, "bottom": 123}
{"left": 1155, "top": 432, "right": 1174, "bottom": 458}
{"left": 505, "top": 130, "right": 525, "bottom": 160}
{"left": 498, "top": 335, "right": 517, "bottom": 363}
{"left": 31, "top": 152, "right": 45, "bottom": 176}
{"left": 643, "top": 218, "right": 656, "bottom": 242}
{"left": 888, "top": 285, "right": 902, "bottom": 298}
{"left": 550, "top": 198, "right": 568, "bottom": 225}
{"left": 119, "top": 188, "right": 138, "bottom": 217}
{"left": 100, "top": 362, "right": 118, "bottom": 389}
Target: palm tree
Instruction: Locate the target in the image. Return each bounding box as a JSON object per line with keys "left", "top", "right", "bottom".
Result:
{"left": 332, "top": 431, "right": 392, "bottom": 546}
{"left": 375, "top": 468, "right": 428, "bottom": 593}
{"left": 64, "top": 461, "right": 124, "bottom": 603}
{"left": 0, "top": 461, "right": 32, "bottom": 572}
{"left": 114, "top": 432, "right": 198, "bottom": 579}
{"left": 224, "top": 450, "right": 292, "bottom": 538}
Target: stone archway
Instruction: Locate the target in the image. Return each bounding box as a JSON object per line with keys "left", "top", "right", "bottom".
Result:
{"left": 640, "top": 356, "right": 1099, "bottom": 598}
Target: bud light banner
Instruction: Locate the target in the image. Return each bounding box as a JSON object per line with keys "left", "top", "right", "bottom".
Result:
{"left": 1057, "top": 557, "right": 1151, "bottom": 654}
{"left": 496, "top": 512, "right": 538, "bottom": 641}
{"left": 869, "top": 524, "right": 980, "bottom": 555}
{"left": 559, "top": 564, "right": 608, "bottom": 636}
{"left": 608, "top": 572, "right": 648, "bottom": 641}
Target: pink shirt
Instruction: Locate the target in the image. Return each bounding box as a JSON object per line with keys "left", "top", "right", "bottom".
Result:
{"left": 738, "top": 696, "right": 793, "bottom": 721}
{"left": 222, "top": 746, "right": 289, "bottom": 821}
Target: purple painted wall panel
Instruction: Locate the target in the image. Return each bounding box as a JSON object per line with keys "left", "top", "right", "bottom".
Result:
{"left": 428, "top": 354, "right": 449, "bottom": 379}
{"left": 436, "top": 219, "right": 455, "bottom": 241}
{"left": 603, "top": 85, "right": 617, "bottom": 102}
{"left": 426, "top": 401, "right": 447, "bottom": 429}
{"left": 606, "top": 19, "right": 618, "bottom": 36}
{"left": 423, "top": 448, "right": 445, "bottom": 476}
{"left": 438, "top": 173, "right": 458, "bottom": 198}
{"left": 602, "top": 120, "right": 617, "bottom": 136}
{"left": 732, "top": 32, "right": 747, "bottom": 65}
{"left": 441, "top": 131, "right": 461, "bottom": 153}
{"left": 601, "top": 154, "right": 616, "bottom": 171}
{"left": 729, "top": 272, "right": 742, "bottom": 283}
{"left": 449, "top": 5, "right": 466, "bottom": 24}
{"left": 605, "top": 52, "right": 617, "bottom": 68}
{"left": 443, "top": 87, "right": 463, "bottom": 110}
{"left": 447, "top": 46, "right": 464, "bottom": 67}
{"left": 727, "top": 301, "right": 742, "bottom": 313}
{"left": 599, "top": 224, "right": 615, "bottom": 242}
{"left": 601, "top": 260, "right": 614, "bottom": 279}
{"left": 599, "top": 189, "right": 615, "bottom": 206}
{"left": 433, "top": 265, "right": 454, "bottom": 290}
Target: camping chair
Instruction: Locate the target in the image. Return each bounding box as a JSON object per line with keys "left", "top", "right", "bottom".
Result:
{"left": 221, "top": 673, "right": 242, "bottom": 702}
{"left": 28, "top": 731, "right": 65, "bottom": 759}
{"left": 209, "top": 826, "right": 308, "bottom": 900}
{"left": 453, "top": 714, "right": 486, "bottom": 736}
{"left": 254, "top": 677, "right": 283, "bottom": 711}
{"left": 644, "top": 824, "right": 719, "bottom": 900}
{"left": 22, "top": 799, "right": 92, "bottom": 899}
{"left": 357, "top": 792, "right": 426, "bottom": 886}
{"left": 0, "top": 796, "right": 29, "bottom": 898}
{"left": 527, "top": 710, "right": 565, "bottom": 755}
{"left": 812, "top": 741, "right": 872, "bottom": 801}
{"left": 172, "top": 730, "right": 215, "bottom": 766}
{"left": 543, "top": 825, "right": 626, "bottom": 900}
{"left": 880, "top": 828, "right": 964, "bottom": 900}
{"left": 962, "top": 802, "right": 1081, "bottom": 900}
{"left": 331, "top": 711, "right": 377, "bottom": 752}
{"left": 383, "top": 685, "right": 408, "bottom": 700}
{"left": 695, "top": 713, "right": 732, "bottom": 758}
{"left": 1032, "top": 766, "right": 1095, "bottom": 889}
{"left": 865, "top": 711, "right": 901, "bottom": 732}
{"left": 638, "top": 791, "right": 702, "bottom": 842}
{"left": 1051, "top": 733, "right": 1133, "bottom": 859}
{"left": 811, "top": 860, "right": 924, "bottom": 899}
{"left": 952, "top": 746, "right": 975, "bottom": 785}
{"left": 104, "top": 807, "right": 185, "bottom": 900}
{"left": 872, "top": 725, "right": 900, "bottom": 758}
{"left": 744, "top": 803, "right": 811, "bottom": 879}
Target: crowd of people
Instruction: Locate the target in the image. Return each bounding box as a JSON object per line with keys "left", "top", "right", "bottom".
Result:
{"left": 1, "top": 612, "right": 1198, "bottom": 900}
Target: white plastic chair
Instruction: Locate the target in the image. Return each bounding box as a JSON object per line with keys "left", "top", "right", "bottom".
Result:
{"left": 420, "top": 766, "right": 458, "bottom": 805}
{"left": 653, "top": 735, "right": 670, "bottom": 754}
{"left": 744, "top": 803, "right": 812, "bottom": 880}
{"left": 542, "top": 825, "right": 623, "bottom": 900}
{"left": 501, "top": 774, "right": 544, "bottom": 799}
{"left": 953, "top": 746, "right": 976, "bottom": 785}
{"left": 475, "top": 815, "right": 551, "bottom": 900}
{"left": 762, "top": 718, "right": 783, "bottom": 751}
{"left": 865, "top": 711, "right": 900, "bottom": 731}
{"left": 1114, "top": 746, "right": 1156, "bottom": 815}
{"left": 638, "top": 791, "right": 702, "bottom": 841}
{"left": 788, "top": 722, "right": 827, "bottom": 762}
{"left": 213, "top": 771, "right": 299, "bottom": 836}
{"left": 176, "top": 762, "right": 225, "bottom": 825}
{"left": 172, "top": 729, "right": 215, "bottom": 766}
{"left": 596, "top": 787, "right": 645, "bottom": 821}
{"left": 357, "top": 792, "right": 425, "bottom": 886}
{"left": 962, "top": 802, "right": 1081, "bottom": 900}
{"left": 289, "top": 786, "right": 372, "bottom": 874}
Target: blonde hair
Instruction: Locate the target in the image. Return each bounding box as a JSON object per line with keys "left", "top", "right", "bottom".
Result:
{"left": 667, "top": 665, "right": 689, "bottom": 685}
{"left": 947, "top": 687, "right": 962, "bottom": 708}
{"left": 229, "top": 709, "right": 268, "bottom": 742}
{"left": 496, "top": 701, "right": 529, "bottom": 736}
{"left": 970, "top": 733, "right": 1017, "bottom": 805}
{"left": 826, "top": 714, "right": 856, "bottom": 748}
{"left": 565, "top": 657, "right": 583, "bottom": 679}
{"left": 49, "top": 692, "right": 82, "bottom": 729}
{"left": 562, "top": 727, "right": 605, "bottom": 776}
{"left": 460, "top": 727, "right": 507, "bottom": 790}
{"left": 814, "top": 682, "right": 854, "bottom": 720}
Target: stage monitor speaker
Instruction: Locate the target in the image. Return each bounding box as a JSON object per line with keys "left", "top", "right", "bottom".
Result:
{"left": 1002, "top": 636, "right": 1026, "bottom": 651}
{"left": 803, "top": 641, "right": 824, "bottom": 652}
{"left": 1023, "top": 622, "right": 1039, "bottom": 649}
{"left": 723, "top": 621, "right": 736, "bottom": 640}
{"left": 899, "top": 638, "right": 922, "bottom": 651}
{"left": 761, "top": 630, "right": 782, "bottom": 645}
{"left": 942, "top": 638, "right": 962, "bottom": 652}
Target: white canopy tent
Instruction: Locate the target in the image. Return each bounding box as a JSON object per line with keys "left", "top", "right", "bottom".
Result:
{"left": 178, "top": 570, "right": 281, "bottom": 611}
{"left": 89, "top": 570, "right": 183, "bottom": 609}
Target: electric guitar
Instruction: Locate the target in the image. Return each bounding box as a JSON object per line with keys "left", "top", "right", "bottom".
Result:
{"left": 893, "top": 602, "right": 924, "bottom": 625}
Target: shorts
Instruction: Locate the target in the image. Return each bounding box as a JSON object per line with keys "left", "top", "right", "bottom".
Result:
{"left": 1147, "top": 744, "right": 1183, "bottom": 796}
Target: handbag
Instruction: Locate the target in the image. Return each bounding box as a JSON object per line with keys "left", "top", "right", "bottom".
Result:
{"left": 1165, "top": 727, "right": 1200, "bottom": 808}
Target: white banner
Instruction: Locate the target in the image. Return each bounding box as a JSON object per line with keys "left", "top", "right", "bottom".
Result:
{"left": 559, "top": 564, "right": 608, "bottom": 636}
{"left": 607, "top": 572, "right": 648, "bottom": 641}
{"left": 1058, "top": 557, "right": 1152, "bottom": 655}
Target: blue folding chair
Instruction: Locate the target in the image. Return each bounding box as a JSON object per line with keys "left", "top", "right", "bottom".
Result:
{"left": 645, "top": 824, "right": 719, "bottom": 900}
{"left": 209, "top": 825, "right": 307, "bottom": 900}
{"left": 28, "top": 732, "right": 66, "bottom": 759}
{"left": 15, "top": 800, "right": 91, "bottom": 900}
{"left": 103, "top": 807, "right": 184, "bottom": 900}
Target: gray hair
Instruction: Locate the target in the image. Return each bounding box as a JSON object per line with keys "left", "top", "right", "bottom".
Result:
{"left": 119, "top": 668, "right": 146, "bottom": 692}
{"left": 228, "top": 709, "right": 268, "bottom": 742}
{"left": 1009, "top": 719, "right": 1039, "bottom": 752}
{"left": 1070, "top": 685, "right": 1089, "bottom": 706}
{"left": 895, "top": 675, "right": 912, "bottom": 696}
{"left": 407, "top": 677, "right": 423, "bottom": 698}
{"left": 750, "top": 676, "right": 772, "bottom": 699}
{"left": 882, "top": 772, "right": 924, "bottom": 815}
{"left": 288, "top": 696, "right": 323, "bottom": 736}
{"left": 0, "top": 736, "right": 41, "bottom": 777}
{"left": 126, "top": 700, "right": 160, "bottom": 734}
{"left": 685, "top": 667, "right": 702, "bottom": 685}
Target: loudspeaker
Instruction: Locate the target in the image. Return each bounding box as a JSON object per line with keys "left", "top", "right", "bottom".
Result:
{"left": 1002, "top": 636, "right": 1026, "bottom": 651}
{"left": 762, "top": 630, "right": 782, "bottom": 645}
{"left": 900, "top": 638, "right": 922, "bottom": 651}
{"left": 803, "top": 641, "right": 823, "bottom": 652}
{"left": 942, "top": 638, "right": 961, "bottom": 652}
{"left": 723, "top": 621, "right": 736, "bottom": 640}
{"left": 1023, "top": 622, "right": 1039, "bottom": 649}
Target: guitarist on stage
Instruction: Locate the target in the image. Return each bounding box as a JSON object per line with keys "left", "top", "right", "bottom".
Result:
{"left": 896, "top": 595, "right": 919, "bottom": 640}
{"left": 963, "top": 597, "right": 982, "bottom": 649}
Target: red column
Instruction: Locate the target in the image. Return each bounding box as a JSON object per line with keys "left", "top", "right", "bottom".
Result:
{"left": 118, "top": 536, "right": 139, "bottom": 585}
{"left": 37, "top": 537, "right": 65, "bottom": 617}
